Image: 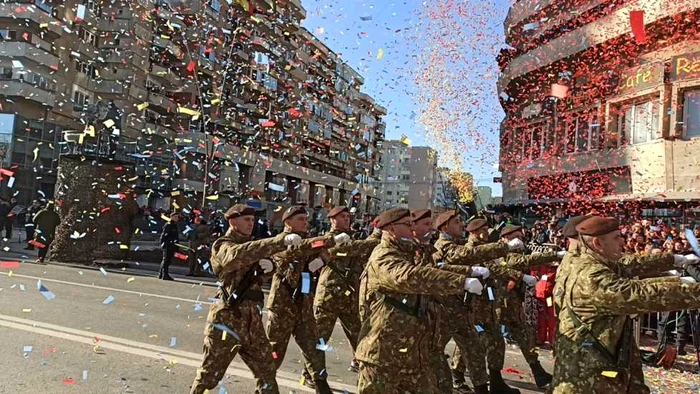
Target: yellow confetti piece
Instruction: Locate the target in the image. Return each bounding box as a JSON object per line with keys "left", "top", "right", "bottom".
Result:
{"left": 170, "top": 360, "right": 178, "bottom": 366}
{"left": 22, "top": 308, "right": 31, "bottom": 313}
{"left": 127, "top": 277, "right": 135, "bottom": 283}
{"left": 399, "top": 348, "right": 408, "bottom": 353}
{"left": 136, "top": 102, "right": 149, "bottom": 111}
{"left": 85, "top": 125, "right": 95, "bottom": 137}
{"left": 546, "top": 297, "right": 553, "bottom": 307}
{"left": 40, "top": 23, "right": 49, "bottom": 28}
{"left": 274, "top": 206, "right": 283, "bottom": 212}
{"left": 93, "top": 345, "right": 104, "bottom": 354}
{"left": 377, "top": 48, "right": 385, "bottom": 59}
{"left": 222, "top": 331, "right": 227, "bottom": 341}
{"left": 210, "top": 98, "right": 221, "bottom": 105}
{"left": 601, "top": 370, "right": 618, "bottom": 378}
{"left": 103, "top": 119, "right": 115, "bottom": 128}
{"left": 161, "top": 214, "right": 171, "bottom": 222}
{"left": 205, "top": 194, "right": 219, "bottom": 200}
{"left": 299, "top": 375, "right": 306, "bottom": 386}
{"left": 120, "top": 245, "right": 129, "bottom": 250}
{"left": 149, "top": 334, "right": 158, "bottom": 338}
{"left": 344, "top": 290, "right": 351, "bottom": 296}
{"left": 8, "top": 270, "right": 12, "bottom": 277}
{"left": 171, "top": 190, "right": 181, "bottom": 197}
{"left": 177, "top": 107, "right": 201, "bottom": 117}
{"left": 336, "top": 252, "right": 347, "bottom": 257}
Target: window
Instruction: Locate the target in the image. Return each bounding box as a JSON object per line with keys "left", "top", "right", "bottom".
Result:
{"left": 84, "top": 0, "right": 101, "bottom": 14}
{"left": 0, "top": 67, "right": 13, "bottom": 79}
{"left": 530, "top": 126, "right": 542, "bottom": 159}
{"left": 0, "top": 30, "right": 17, "bottom": 40}
{"left": 684, "top": 90, "right": 700, "bottom": 138}
{"left": 34, "top": 0, "right": 53, "bottom": 14}
{"left": 562, "top": 109, "right": 601, "bottom": 153}
{"left": 72, "top": 89, "right": 91, "bottom": 112}
{"left": 618, "top": 100, "right": 660, "bottom": 145}
{"left": 209, "top": 0, "right": 221, "bottom": 12}
{"left": 79, "top": 27, "right": 97, "bottom": 47}
{"left": 74, "top": 58, "right": 97, "bottom": 79}
{"left": 0, "top": 113, "right": 15, "bottom": 166}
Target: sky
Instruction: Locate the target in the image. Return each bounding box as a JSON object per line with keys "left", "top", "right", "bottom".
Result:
{"left": 300, "top": 0, "right": 512, "bottom": 196}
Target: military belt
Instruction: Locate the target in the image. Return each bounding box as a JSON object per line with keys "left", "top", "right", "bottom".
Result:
{"left": 375, "top": 291, "right": 425, "bottom": 319}
{"left": 220, "top": 263, "right": 263, "bottom": 309}
{"left": 324, "top": 261, "right": 356, "bottom": 293}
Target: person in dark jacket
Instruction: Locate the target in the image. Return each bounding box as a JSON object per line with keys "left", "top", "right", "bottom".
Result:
{"left": 159, "top": 212, "right": 180, "bottom": 281}
{"left": 33, "top": 201, "right": 60, "bottom": 264}
{"left": 0, "top": 199, "right": 9, "bottom": 239}
{"left": 24, "top": 200, "right": 42, "bottom": 250}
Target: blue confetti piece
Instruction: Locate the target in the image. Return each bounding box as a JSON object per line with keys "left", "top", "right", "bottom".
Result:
{"left": 103, "top": 295, "right": 115, "bottom": 305}
{"left": 194, "top": 303, "right": 203, "bottom": 312}
{"left": 23, "top": 345, "right": 33, "bottom": 353}
{"left": 212, "top": 324, "right": 240, "bottom": 341}
{"left": 175, "top": 304, "right": 181, "bottom": 309}
{"left": 19, "top": 284, "right": 26, "bottom": 292}
{"left": 170, "top": 337, "right": 177, "bottom": 347}
{"left": 475, "top": 325, "right": 484, "bottom": 333}
{"left": 218, "top": 387, "right": 227, "bottom": 394}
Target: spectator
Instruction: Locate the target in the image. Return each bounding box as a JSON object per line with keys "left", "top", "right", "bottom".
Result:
{"left": 159, "top": 212, "right": 180, "bottom": 281}
{"left": 33, "top": 201, "right": 60, "bottom": 264}
{"left": 24, "top": 200, "right": 42, "bottom": 250}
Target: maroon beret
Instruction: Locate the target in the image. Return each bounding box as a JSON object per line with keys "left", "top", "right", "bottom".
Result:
{"left": 224, "top": 204, "right": 255, "bottom": 219}
{"left": 282, "top": 205, "right": 307, "bottom": 222}
{"left": 327, "top": 206, "right": 349, "bottom": 218}
{"left": 434, "top": 210, "right": 458, "bottom": 230}
{"left": 562, "top": 215, "right": 592, "bottom": 238}
{"left": 411, "top": 209, "right": 432, "bottom": 223}
{"left": 376, "top": 207, "right": 411, "bottom": 229}
{"left": 500, "top": 224, "right": 522, "bottom": 238}
{"left": 576, "top": 216, "right": 620, "bottom": 236}
{"left": 466, "top": 218, "right": 489, "bottom": 232}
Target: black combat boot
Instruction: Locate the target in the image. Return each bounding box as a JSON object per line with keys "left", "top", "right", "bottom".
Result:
{"left": 473, "top": 384, "right": 490, "bottom": 394}
{"left": 452, "top": 368, "right": 466, "bottom": 389}
{"left": 314, "top": 378, "right": 333, "bottom": 394}
{"left": 301, "top": 369, "right": 315, "bottom": 389}
{"left": 489, "top": 369, "right": 520, "bottom": 394}
{"left": 529, "top": 361, "right": 552, "bottom": 388}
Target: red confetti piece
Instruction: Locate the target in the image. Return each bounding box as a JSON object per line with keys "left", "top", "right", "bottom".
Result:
{"left": 62, "top": 378, "right": 76, "bottom": 385}
{"left": 43, "top": 348, "right": 58, "bottom": 355}
{"left": 29, "top": 240, "right": 46, "bottom": 249}
{"left": 100, "top": 207, "right": 111, "bottom": 214}
{"left": 114, "top": 227, "right": 121, "bottom": 234}
{"left": 174, "top": 252, "right": 188, "bottom": 261}
{"left": 261, "top": 121, "right": 275, "bottom": 128}
{"left": 272, "top": 351, "right": 278, "bottom": 359}
{"left": 311, "top": 240, "right": 325, "bottom": 248}
{"left": 0, "top": 168, "right": 14, "bottom": 177}
{"left": 288, "top": 108, "right": 301, "bottom": 118}
{"left": 551, "top": 83, "right": 568, "bottom": 98}
{"left": 503, "top": 367, "right": 524, "bottom": 376}
{"left": 186, "top": 60, "right": 196, "bottom": 72}
{"left": 0, "top": 261, "right": 20, "bottom": 269}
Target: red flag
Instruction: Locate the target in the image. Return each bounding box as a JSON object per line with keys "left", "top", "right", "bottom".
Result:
{"left": 629, "top": 10, "right": 646, "bottom": 43}
{"left": 186, "top": 60, "right": 196, "bottom": 72}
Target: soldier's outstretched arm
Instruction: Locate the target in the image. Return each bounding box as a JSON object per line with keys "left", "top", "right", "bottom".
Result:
{"left": 330, "top": 238, "right": 381, "bottom": 259}
{"left": 295, "top": 234, "right": 336, "bottom": 254}
{"left": 211, "top": 234, "right": 287, "bottom": 276}
{"left": 583, "top": 266, "right": 700, "bottom": 315}
{"left": 618, "top": 253, "right": 675, "bottom": 278}
{"left": 372, "top": 254, "right": 467, "bottom": 296}
{"left": 441, "top": 242, "right": 509, "bottom": 266}
{"left": 503, "top": 251, "right": 559, "bottom": 271}
{"left": 439, "top": 264, "right": 473, "bottom": 276}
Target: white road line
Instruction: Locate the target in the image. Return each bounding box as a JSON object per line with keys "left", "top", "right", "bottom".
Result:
{"left": 0, "top": 271, "right": 213, "bottom": 305}
{"left": 0, "top": 313, "right": 358, "bottom": 393}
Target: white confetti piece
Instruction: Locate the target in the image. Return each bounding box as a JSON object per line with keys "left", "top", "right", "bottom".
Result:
{"left": 82, "top": 370, "right": 88, "bottom": 380}
{"left": 99, "top": 267, "right": 107, "bottom": 275}
{"left": 170, "top": 337, "right": 177, "bottom": 347}
{"left": 23, "top": 345, "right": 33, "bottom": 353}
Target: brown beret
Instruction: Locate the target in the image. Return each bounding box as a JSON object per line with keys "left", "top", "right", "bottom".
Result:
{"left": 562, "top": 215, "right": 591, "bottom": 238}
{"left": 376, "top": 207, "right": 411, "bottom": 229}
{"left": 500, "top": 224, "right": 522, "bottom": 238}
{"left": 575, "top": 216, "right": 620, "bottom": 236}
{"left": 411, "top": 209, "right": 432, "bottom": 222}
{"left": 327, "top": 206, "right": 349, "bottom": 218}
{"left": 466, "top": 218, "right": 489, "bottom": 232}
{"left": 224, "top": 204, "right": 255, "bottom": 219}
{"left": 282, "top": 205, "right": 307, "bottom": 222}
{"left": 434, "top": 210, "right": 458, "bottom": 230}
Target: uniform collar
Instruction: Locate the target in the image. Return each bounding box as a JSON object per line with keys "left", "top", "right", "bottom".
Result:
{"left": 225, "top": 228, "right": 252, "bottom": 242}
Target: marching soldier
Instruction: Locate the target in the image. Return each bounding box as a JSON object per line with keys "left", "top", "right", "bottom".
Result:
{"left": 314, "top": 206, "right": 380, "bottom": 373}
{"left": 431, "top": 212, "right": 520, "bottom": 394}
{"left": 190, "top": 204, "right": 303, "bottom": 394}
{"left": 159, "top": 212, "right": 180, "bottom": 281}
{"left": 552, "top": 216, "right": 700, "bottom": 394}
{"left": 265, "top": 206, "right": 351, "bottom": 394}
{"left": 497, "top": 224, "right": 564, "bottom": 388}
{"left": 356, "top": 207, "right": 487, "bottom": 393}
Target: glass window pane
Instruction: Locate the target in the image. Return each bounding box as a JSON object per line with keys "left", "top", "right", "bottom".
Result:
{"left": 589, "top": 113, "right": 600, "bottom": 150}
{"left": 565, "top": 119, "right": 576, "bottom": 153}
{"left": 633, "top": 103, "right": 648, "bottom": 144}
{"left": 576, "top": 113, "right": 589, "bottom": 151}
{"left": 686, "top": 91, "right": 700, "bottom": 138}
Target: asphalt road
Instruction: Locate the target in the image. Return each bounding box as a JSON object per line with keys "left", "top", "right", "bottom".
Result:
{"left": 0, "top": 261, "right": 548, "bottom": 394}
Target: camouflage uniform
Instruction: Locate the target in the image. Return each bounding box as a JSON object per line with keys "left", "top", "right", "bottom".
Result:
{"left": 314, "top": 229, "right": 380, "bottom": 351}
{"left": 552, "top": 249, "right": 700, "bottom": 394}
{"left": 432, "top": 233, "right": 510, "bottom": 389}
{"left": 356, "top": 232, "right": 470, "bottom": 394}
{"left": 188, "top": 222, "right": 211, "bottom": 275}
{"left": 190, "top": 230, "right": 288, "bottom": 394}
{"left": 265, "top": 232, "right": 335, "bottom": 384}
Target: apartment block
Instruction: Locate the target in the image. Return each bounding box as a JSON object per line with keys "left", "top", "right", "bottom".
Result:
{"left": 379, "top": 140, "right": 438, "bottom": 210}
{"left": 497, "top": 0, "right": 700, "bottom": 219}
{"left": 0, "top": 0, "right": 386, "bottom": 219}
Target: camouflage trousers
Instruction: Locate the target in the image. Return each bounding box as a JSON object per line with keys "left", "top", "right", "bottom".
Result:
{"left": 266, "top": 293, "right": 328, "bottom": 381}
{"left": 358, "top": 362, "right": 438, "bottom": 394}
{"left": 314, "top": 287, "right": 361, "bottom": 351}
{"left": 450, "top": 321, "right": 490, "bottom": 386}
{"left": 453, "top": 299, "right": 505, "bottom": 382}
{"left": 500, "top": 298, "right": 539, "bottom": 364}
{"left": 190, "top": 301, "right": 279, "bottom": 394}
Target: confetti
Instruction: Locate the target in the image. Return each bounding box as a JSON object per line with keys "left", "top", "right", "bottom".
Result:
{"left": 103, "top": 295, "right": 115, "bottom": 305}
{"left": 99, "top": 267, "right": 107, "bottom": 275}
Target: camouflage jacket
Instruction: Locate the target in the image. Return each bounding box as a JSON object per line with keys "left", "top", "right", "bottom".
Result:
{"left": 553, "top": 249, "right": 700, "bottom": 392}
{"left": 498, "top": 250, "right": 560, "bottom": 308}
{"left": 267, "top": 232, "right": 334, "bottom": 309}
{"left": 210, "top": 229, "right": 287, "bottom": 305}
{"left": 315, "top": 228, "right": 381, "bottom": 300}
{"left": 356, "top": 233, "right": 468, "bottom": 370}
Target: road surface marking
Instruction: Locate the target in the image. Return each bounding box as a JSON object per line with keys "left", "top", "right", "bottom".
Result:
{"left": 0, "top": 271, "right": 214, "bottom": 305}
{"left": 0, "top": 313, "right": 358, "bottom": 393}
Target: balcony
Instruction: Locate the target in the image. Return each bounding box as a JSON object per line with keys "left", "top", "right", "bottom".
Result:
{"left": 498, "top": 0, "right": 700, "bottom": 92}
{"left": 0, "top": 42, "right": 58, "bottom": 70}
{"left": 0, "top": 3, "right": 62, "bottom": 36}
{"left": 144, "top": 122, "right": 176, "bottom": 138}
{"left": 251, "top": 37, "right": 271, "bottom": 52}
{"left": 98, "top": 18, "right": 131, "bottom": 32}
{"left": 0, "top": 79, "right": 55, "bottom": 106}
{"left": 288, "top": 0, "right": 307, "bottom": 20}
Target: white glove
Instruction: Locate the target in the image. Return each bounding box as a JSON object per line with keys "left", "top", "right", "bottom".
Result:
{"left": 507, "top": 238, "right": 525, "bottom": 251}
{"left": 522, "top": 274, "right": 537, "bottom": 286}
{"left": 259, "top": 259, "right": 274, "bottom": 274}
{"left": 308, "top": 258, "right": 324, "bottom": 273}
{"left": 680, "top": 276, "right": 698, "bottom": 284}
{"left": 471, "top": 266, "right": 490, "bottom": 279}
{"left": 284, "top": 234, "right": 302, "bottom": 247}
{"left": 464, "top": 278, "right": 484, "bottom": 295}
{"left": 685, "top": 254, "right": 700, "bottom": 264}
{"left": 667, "top": 270, "right": 681, "bottom": 276}
{"left": 557, "top": 251, "right": 567, "bottom": 259}
{"left": 334, "top": 233, "right": 351, "bottom": 245}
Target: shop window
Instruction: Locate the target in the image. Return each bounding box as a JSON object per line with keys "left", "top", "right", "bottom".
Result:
{"left": 618, "top": 100, "right": 659, "bottom": 145}
{"left": 684, "top": 90, "right": 700, "bottom": 138}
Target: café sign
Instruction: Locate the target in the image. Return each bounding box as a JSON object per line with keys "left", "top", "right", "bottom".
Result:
{"left": 616, "top": 62, "right": 664, "bottom": 94}
{"left": 671, "top": 51, "right": 700, "bottom": 81}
